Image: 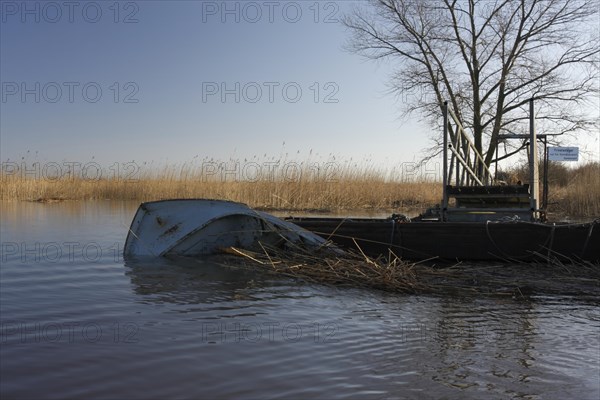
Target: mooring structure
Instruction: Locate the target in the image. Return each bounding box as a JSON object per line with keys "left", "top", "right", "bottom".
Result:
{"left": 441, "top": 99, "right": 544, "bottom": 222}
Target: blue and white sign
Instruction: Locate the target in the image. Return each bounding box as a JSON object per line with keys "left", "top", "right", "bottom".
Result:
{"left": 548, "top": 147, "right": 579, "bottom": 161}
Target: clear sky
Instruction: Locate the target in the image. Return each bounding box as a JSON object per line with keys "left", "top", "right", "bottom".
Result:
{"left": 1, "top": 1, "right": 598, "bottom": 179}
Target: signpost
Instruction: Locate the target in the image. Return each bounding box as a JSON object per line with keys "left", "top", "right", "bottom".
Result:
{"left": 548, "top": 147, "right": 579, "bottom": 162}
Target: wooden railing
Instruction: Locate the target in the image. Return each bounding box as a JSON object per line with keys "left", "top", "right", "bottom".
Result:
{"left": 440, "top": 100, "right": 540, "bottom": 222}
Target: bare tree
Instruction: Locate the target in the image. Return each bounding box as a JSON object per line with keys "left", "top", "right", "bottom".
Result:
{"left": 344, "top": 0, "right": 599, "bottom": 168}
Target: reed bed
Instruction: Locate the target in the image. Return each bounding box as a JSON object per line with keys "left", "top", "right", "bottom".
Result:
{"left": 545, "top": 163, "right": 600, "bottom": 217}
{"left": 0, "top": 159, "right": 441, "bottom": 212}
{"left": 223, "top": 242, "right": 600, "bottom": 298}
{"left": 2, "top": 159, "right": 598, "bottom": 217}
{"left": 503, "top": 162, "right": 600, "bottom": 218}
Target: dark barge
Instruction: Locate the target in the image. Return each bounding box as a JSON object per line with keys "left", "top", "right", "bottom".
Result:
{"left": 290, "top": 101, "right": 599, "bottom": 262}
{"left": 288, "top": 217, "right": 599, "bottom": 262}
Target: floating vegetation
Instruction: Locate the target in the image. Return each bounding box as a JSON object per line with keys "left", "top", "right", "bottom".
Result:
{"left": 222, "top": 241, "right": 600, "bottom": 299}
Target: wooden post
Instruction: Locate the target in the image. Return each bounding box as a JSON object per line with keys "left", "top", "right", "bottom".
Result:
{"left": 542, "top": 136, "right": 549, "bottom": 212}
{"left": 442, "top": 101, "right": 448, "bottom": 221}
{"left": 529, "top": 99, "right": 539, "bottom": 221}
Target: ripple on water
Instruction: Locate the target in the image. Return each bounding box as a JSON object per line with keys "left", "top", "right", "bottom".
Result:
{"left": 1, "top": 201, "right": 599, "bottom": 399}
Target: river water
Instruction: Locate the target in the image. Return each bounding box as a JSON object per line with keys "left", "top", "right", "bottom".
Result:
{"left": 1, "top": 201, "right": 598, "bottom": 399}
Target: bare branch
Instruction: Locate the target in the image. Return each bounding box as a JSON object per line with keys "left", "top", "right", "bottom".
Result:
{"left": 344, "top": 0, "right": 599, "bottom": 170}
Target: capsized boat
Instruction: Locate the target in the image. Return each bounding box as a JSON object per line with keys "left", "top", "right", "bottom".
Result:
{"left": 124, "top": 199, "right": 333, "bottom": 258}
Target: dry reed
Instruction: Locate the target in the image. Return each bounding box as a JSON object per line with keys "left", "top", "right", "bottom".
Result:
{"left": 223, "top": 242, "right": 600, "bottom": 298}
{"left": 2, "top": 160, "right": 598, "bottom": 218}
{"left": 501, "top": 162, "right": 600, "bottom": 218}
{"left": 546, "top": 163, "right": 600, "bottom": 217}
{"left": 0, "top": 160, "right": 441, "bottom": 212}
{"left": 224, "top": 243, "right": 427, "bottom": 293}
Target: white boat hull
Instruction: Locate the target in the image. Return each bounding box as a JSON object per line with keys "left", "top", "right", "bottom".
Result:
{"left": 124, "top": 199, "right": 330, "bottom": 258}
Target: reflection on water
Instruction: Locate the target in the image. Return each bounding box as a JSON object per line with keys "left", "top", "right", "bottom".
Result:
{"left": 125, "top": 256, "right": 298, "bottom": 307}
{"left": 1, "top": 201, "right": 599, "bottom": 399}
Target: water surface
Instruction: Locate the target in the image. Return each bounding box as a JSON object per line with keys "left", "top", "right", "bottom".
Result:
{"left": 1, "top": 201, "right": 598, "bottom": 399}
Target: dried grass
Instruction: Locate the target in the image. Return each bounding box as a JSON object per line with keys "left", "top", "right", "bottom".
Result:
{"left": 2, "top": 160, "right": 598, "bottom": 217}
{"left": 222, "top": 241, "right": 600, "bottom": 298}
{"left": 501, "top": 162, "right": 600, "bottom": 218}
{"left": 0, "top": 161, "right": 440, "bottom": 212}
{"left": 547, "top": 163, "right": 600, "bottom": 217}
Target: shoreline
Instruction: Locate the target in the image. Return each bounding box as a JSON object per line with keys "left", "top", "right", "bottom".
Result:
{"left": 1, "top": 197, "right": 597, "bottom": 223}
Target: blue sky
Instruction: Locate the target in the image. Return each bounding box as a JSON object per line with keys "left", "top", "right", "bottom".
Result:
{"left": 1, "top": 1, "right": 598, "bottom": 177}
